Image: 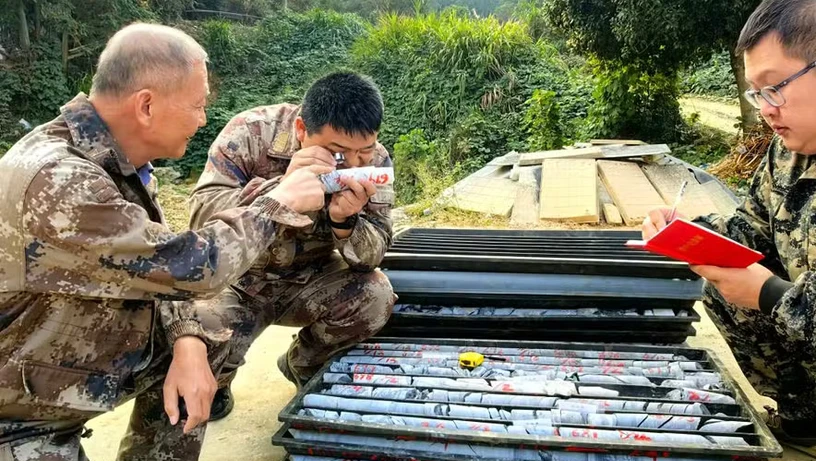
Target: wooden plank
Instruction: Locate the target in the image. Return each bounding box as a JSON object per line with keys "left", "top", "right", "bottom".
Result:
{"left": 597, "top": 160, "right": 665, "bottom": 226}
{"left": 487, "top": 151, "right": 520, "bottom": 167}
{"left": 597, "top": 181, "right": 621, "bottom": 225}
{"left": 641, "top": 164, "right": 719, "bottom": 219}
{"left": 591, "top": 139, "right": 647, "bottom": 146}
{"left": 518, "top": 147, "right": 602, "bottom": 166}
{"left": 518, "top": 144, "right": 669, "bottom": 164}
{"left": 701, "top": 180, "right": 740, "bottom": 216}
{"left": 510, "top": 168, "right": 539, "bottom": 226}
{"left": 602, "top": 203, "right": 623, "bottom": 225}
{"left": 470, "top": 164, "right": 509, "bottom": 178}
{"left": 539, "top": 159, "right": 598, "bottom": 223}
{"left": 600, "top": 144, "right": 671, "bottom": 157}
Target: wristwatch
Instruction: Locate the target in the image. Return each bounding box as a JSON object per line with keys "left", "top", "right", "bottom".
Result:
{"left": 329, "top": 214, "right": 358, "bottom": 230}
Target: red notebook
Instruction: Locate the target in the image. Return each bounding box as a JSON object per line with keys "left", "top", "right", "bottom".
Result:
{"left": 626, "top": 219, "right": 764, "bottom": 268}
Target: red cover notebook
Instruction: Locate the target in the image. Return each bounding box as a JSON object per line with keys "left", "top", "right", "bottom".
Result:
{"left": 626, "top": 219, "right": 764, "bottom": 268}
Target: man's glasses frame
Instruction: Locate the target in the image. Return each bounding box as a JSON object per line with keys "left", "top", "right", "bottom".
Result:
{"left": 744, "top": 61, "right": 816, "bottom": 109}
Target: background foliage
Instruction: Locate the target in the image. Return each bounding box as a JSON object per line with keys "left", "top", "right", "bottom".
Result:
{"left": 1, "top": 0, "right": 757, "bottom": 204}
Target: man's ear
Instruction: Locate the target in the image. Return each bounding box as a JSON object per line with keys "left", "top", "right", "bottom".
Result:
{"left": 134, "top": 89, "right": 154, "bottom": 127}
{"left": 295, "top": 117, "right": 307, "bottom": 143}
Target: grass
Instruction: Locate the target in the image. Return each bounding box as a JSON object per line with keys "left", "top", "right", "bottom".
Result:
{"left": 158, "top": 182, "right": 194, "bottom": 232}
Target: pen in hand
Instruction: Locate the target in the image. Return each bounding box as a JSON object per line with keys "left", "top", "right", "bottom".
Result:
{"left": 667, "top": 180, "right": 688, "bottom": 222}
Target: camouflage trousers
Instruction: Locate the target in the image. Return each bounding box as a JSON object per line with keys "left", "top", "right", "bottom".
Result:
{"left": 200, "top": 254, "right": 396, "bottom": 384}
{"left": 703, "top": 281, "right": 816, "bottom": 421}
{"left": 0, "top": 323, "right": 231, "bottom": 461}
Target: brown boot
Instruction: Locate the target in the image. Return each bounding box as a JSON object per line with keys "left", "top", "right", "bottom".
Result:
{"left": 277, "top": 353, "right": 306, "bottom": 390}
{"left": 209, "top": 386, "right": 235, "bottom": 421}
{"left": 764, "top": 406, "right": 816, "bottom": 458}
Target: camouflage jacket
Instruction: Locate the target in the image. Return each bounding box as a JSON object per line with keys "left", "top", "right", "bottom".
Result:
{"left": 189, "top": 104, "right": 395, "bottom": 293}
{"left": 0, "top": 94, "right": 310, "bottom": 421}
{"left": 697, "top": 136, "right": 816, "bottom": 346}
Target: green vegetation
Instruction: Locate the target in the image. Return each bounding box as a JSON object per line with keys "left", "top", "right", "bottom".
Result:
{"left": 349, "top": 10, "right": 590, "bottom": 203}
{"left": 0, "top": 0, "right": 761, "bottom": 204}
{"left": 175, "top": 10, "right": 368, "bottom": 177}
{"left": 682, "top": 51, "right": 739, "bottom": 100}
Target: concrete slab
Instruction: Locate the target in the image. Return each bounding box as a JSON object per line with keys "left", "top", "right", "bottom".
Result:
{"left": 539, "top": 159, "right": 598, "bottom": 223}
{"left": 510, "top": 168, "right": 539, "bottom": 226}
{"left": 702, "top": 180, "right": 740, "bottom": 216}
{"left": 642, "top": 164, "right": 719, "bottom": 219}
{"left": 449, "top": 176, "right": 517, "bottom": 217}
{"left": 510, "top": 163, "right": 520, "bottom": 181}
{"left": 597, "top": 181, "right": 614, "bottom": 206}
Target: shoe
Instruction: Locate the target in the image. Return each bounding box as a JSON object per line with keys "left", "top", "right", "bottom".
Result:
{"left": 764, "top": 406, "right": 816, "bottom": 457}
{"left": 277, "top": 353, "right": 306, "bottom": 390}
{"left": 209, "top": 386, "right": 235, "bottom": 421}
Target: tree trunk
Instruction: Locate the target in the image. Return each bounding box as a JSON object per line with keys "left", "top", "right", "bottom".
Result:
{"left": 283, "top": 0, "right": 288, "bottom": 9}
{"left": 729, "top": 48, "right": 759, "bottom": 134}
{"left": 33, "top": 0, "right": 41, "bottom": 39}
{"left": 17, "top": 0, "right": 30, "bottom": 51}
{"left": 62, "top": 31, "right": 69, "bottom": 74}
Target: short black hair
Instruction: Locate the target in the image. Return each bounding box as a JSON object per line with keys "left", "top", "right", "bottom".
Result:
{"left": 737, "top": 0, "right": 816, "bottom": 61}
{"left": 301, "top": 71, "right": 383, "bottom": 137}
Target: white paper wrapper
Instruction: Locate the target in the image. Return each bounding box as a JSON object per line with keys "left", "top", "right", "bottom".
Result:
{"left": 319, "top": 167, "right": 395, "bottom": 193}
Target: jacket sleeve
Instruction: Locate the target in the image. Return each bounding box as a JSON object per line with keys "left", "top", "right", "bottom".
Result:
{"left": 24, "top": 156, "right": 311, "bottom": 344}
{"left": 760, "top": 271, "right": 816, "bottom": 348}
{"left": 694, "top": 144, "right": 785, "bottom": 272}
{"left": 695, "top": 141, "right": 816, "bottom": 346}
{"left": 188, "top": 117, "right": 281, "bottom": 231}
{"left": 333, "top": 152, "right": 395, "bottom": 271}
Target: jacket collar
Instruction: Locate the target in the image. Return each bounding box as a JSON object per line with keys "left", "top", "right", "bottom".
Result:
{"left": 61, "top": 93, "right": 137, "bottom": 178}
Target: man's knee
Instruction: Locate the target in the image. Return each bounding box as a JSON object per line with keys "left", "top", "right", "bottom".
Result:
{"left": 355, "top": 270, "right": 396, "bottom": 332}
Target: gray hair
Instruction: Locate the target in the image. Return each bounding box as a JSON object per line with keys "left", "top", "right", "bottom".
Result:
{"left": 737, "top": 0, "right": 816, "bottom": 62}
{"left": 90, "top": 23, "right": 208, "bottom": 97}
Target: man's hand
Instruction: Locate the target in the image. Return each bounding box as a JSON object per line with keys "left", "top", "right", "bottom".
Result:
{"left": 269, "top": 166, "right": 332, "bottom": 213}
{"left": 284, "top": 146, "right": 336, "bottom": 178}
{"left": 329, "top": 177, "right": 376, "bottom": 223}
{"left": 690, "top": 263, "right": 774, "bottom": 310}
{"left": 164, "top": 336, "right": 217, "bottom": 434}
{"left": 642, "top": 207, "right": 687, "bottom": 240}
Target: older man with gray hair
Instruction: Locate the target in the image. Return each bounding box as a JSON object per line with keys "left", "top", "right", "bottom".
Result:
{"left": 0, "top": 23, "right": 329, "bottom": 461}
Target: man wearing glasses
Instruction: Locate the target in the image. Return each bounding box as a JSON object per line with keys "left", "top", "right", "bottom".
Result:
{"left": 643, "top": 0, "right": 816, "bottom": 451}
{"left": 188, "top": 72, "right": 396, "bottom": 420}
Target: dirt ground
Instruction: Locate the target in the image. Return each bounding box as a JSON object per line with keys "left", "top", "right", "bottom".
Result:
{"left": 80, "top": 304, "right": 814, "bottom": 460}
{"left": 679, "top": 96, "right": 742, "bottom": 136}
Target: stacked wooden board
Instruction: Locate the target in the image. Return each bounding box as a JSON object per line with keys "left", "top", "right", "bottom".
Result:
{"left": 273, "top": 339, "right": 782, "bottom": 461}
{"left": 444, "top": 140, "right": 740, "bottom": 226}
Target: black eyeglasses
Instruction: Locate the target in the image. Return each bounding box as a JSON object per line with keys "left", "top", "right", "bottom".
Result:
{"left": 744, "top": 61, "right": 816, "bottom": 109}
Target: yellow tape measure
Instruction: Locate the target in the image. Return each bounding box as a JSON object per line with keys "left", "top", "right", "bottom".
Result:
{"left": 458, "top": 352, "right": 484, "bottom": 369}
{"left": 458, "top": 352, "right": 507, "bottom": 369}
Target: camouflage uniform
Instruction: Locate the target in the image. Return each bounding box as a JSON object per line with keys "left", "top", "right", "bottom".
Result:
{"left": 189, "top": 104, "right": 396, "bottom": 382}
{"left": 0, "top": 94, "right": 313, "bottom": 460}
{"left": 696, "top": 136, "right": 816, "bottom": 424}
